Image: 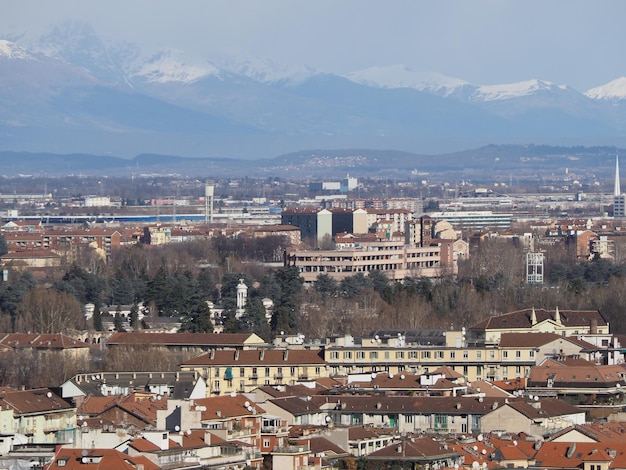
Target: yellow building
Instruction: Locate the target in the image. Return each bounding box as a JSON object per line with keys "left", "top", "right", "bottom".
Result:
{"left": 180, "top": 349, "right": 327, "bottom": 396}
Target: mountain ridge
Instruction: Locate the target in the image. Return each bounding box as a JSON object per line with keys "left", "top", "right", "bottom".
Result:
{"left": 2, "top": 25, "right": 626, "bottom": 158}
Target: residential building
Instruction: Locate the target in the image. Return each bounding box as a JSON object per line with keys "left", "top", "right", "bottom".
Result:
{"left": 179, "top": 349, "right": 327, "bottom": 395}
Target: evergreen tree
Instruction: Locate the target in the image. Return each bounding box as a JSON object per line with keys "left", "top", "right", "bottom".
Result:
{"left": 179, "top": 301, "right": 214, "bottom": 333}
{"left": 92, "top": 301, "right": 103, "bottom": 332}
{"left": 114, "top": 305, "right": 124, "bottom": 332}
{"left": 129, "top": 302, "right": 139, "bottom": 330}
{"left": 240, "top": 297, "right": 270, "bottom": 341}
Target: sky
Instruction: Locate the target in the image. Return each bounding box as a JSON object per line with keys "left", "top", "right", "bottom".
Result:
{"left": 2, "top": 0, "right": 625, "bottom": 92}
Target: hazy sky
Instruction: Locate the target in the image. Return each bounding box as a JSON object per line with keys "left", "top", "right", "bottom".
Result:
{"left": 2, "top": 1, "right": 625, "bottom": 91}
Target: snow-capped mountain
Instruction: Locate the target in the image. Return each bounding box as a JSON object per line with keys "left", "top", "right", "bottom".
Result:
{"left": 345, "top": 65, "right": 469, "bottom": 97}
{"left": 471, "top": 79, "right": 572, "bottom": 102}
{"left": 129, "top": 48, "right": 220, "bottom": 84}
{"left": 585, "top": 77, "right": 626, "bottom": 100}
{"left": 3, "top": 22, "right": 626, "bottom": 158}
{"left": 0, "top": 39, "right": 33, "bottom": 60}
{"left": 214, "top": 55, "right": 316, "bottom": 84}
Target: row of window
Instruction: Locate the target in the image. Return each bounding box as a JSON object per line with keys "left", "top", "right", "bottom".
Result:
{"left": 209, "top": 367, "right": 322, "bottom": 379}
{"left": 328, "top": 349, "right": 533, "bottom": 360}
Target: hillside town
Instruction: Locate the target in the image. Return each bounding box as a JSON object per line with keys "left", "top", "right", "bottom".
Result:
{"left": 1, "top": 163, "right": 626, "bottom": 469}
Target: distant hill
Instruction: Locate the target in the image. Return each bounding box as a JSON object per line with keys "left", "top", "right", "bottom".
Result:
{"left": 0, "top": 145, "right": 620, "bottom": 181}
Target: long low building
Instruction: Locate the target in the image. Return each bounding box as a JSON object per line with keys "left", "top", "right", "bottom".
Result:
{"left": 285, "top": 239, "right": 453, "bottom": 283}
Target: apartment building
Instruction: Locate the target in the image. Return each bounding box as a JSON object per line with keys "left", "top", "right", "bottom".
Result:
{"left": 286, "top": 239, "right": 446, "bottom": 283}
{"left": 323, "top": 331, "right": 594, "bottom": 383}
{"left": 179, "top": 349, "right": 327, "bottom": 395}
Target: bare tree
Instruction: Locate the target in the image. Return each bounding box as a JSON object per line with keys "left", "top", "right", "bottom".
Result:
{"left": 15, "top": 286, "right": 85, "bottom": 333}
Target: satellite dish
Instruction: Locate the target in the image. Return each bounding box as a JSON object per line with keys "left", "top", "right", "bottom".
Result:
{"left": 472, "top": 461, "right": 479, "bottom": 469}
{"left": 513, "top": 440, "right": 518, "bottom": 446}
{"left": 46, "top": 392, "right": 52, "bottom": 398}
{"left": 81, "top": 450, "right": 88, "bottom": 457}
{"left": 481, "top": 449, "right": 487, "bottom": 455}
{"left": 175, "top": 425, "right": 180, "bottom": 432}
{"left": 244, "top": 401, "right": 250, "bottom": 408}
{"left": 477, "top": 434, "right": 483, "bottom": 441}
{"left": 534, "top": 395, "right": 540, "bottom": 401}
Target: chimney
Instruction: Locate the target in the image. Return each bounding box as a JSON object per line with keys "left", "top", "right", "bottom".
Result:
{"left": 283, "top": 350, "right": 289, "bottom": 361}
{"left": 590, "top": 317, "right": 598, "bottom": 335}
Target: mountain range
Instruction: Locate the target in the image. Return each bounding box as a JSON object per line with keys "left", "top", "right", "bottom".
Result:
{"left": 2, "top": 22, "right": 626, "bottom": 160}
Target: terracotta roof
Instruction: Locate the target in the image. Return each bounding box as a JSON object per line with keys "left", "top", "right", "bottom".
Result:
{"left": 528, "top": 360, "right": 626, "bottom": 388}
{"left": 368, "top": 436, "right": 461, "bottom": 460}
{"left": 499, "top": 332, "right": 565, "bottom": 348}
{"left": 47, "top": 447, "right": 160, "bottom": 470}
{"left": 181, "top": 348, "right": 325, "bottom": 366}
{"left": 107, "top": 331, "right": 264, "bottom": 346}
{"left": 501, "top": 398, "right": 582, "bottom": 419}
{"left": 469, "top": 380, "right": 514, "bottom": 398}
{"left": 0, "top": 333, "right": 89, "bottom": 350}
{"left": 307, "top": 436, "right": 348, "bottom": 455}
{"left": 128, "top": 437, "right": 160, "bottom": 452}
{"left": 0, "top": 388, "right": 73, "bottom": 414}
{"left": 193, "top": 394, "right": 265, "bottom": 420}
{"left": 534, "top": 442, "right": 626, "bottom": 468}
{"left": 470, "top": 308, "right": 607, "bottom": 330}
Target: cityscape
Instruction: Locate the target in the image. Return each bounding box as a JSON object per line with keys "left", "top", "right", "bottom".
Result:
{"left": 5, "top": 1, "right": 626, "bottom": 469}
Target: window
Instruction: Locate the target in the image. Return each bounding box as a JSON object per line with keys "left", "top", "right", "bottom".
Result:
{"left": 263, "top": 439, "right": 271, "bottom": 448}
{"left": 516, "top": 350, "right": 522, "bottom": 358}
{"left": 405, "top": 415, "right": 414, "bottom": 424}
{"left": 435, "top": 351, "right": 444, "bottom": 359}
{"left": 315, "top": 367, "right": 321, "bottom": 375}
{"left": 396, "top": 351, "right": 404, "bottom": 359}
{"left": 463, "top": 350, "right": 469, "bottom": 359}
{"left": 214, "top": 367, "right": 220, "bottom": 376}
{"left": 344, "top": 351, "right": 353, "bottom": 359}
{"left": 434, "top": 414, "right": 448, "bottom": 430}
{"left": 356, "top": 351, "right": 365, "bottom": 359}
{"left": 409, "top": 351, "right": 418, "bottom": 359}
{"left": 384, "top": 351, "right": 390, "bottom": 359}
{"left": 476, "top": 351, "right": 482, "bottom": 359}
{"left": 529, "top": 350, "right": 535, "bottom": 358}
{"left": 489, "top": 350, "right": 495, "bottom": 359}
{"left": 277, "top": 367, "right": 283, "bottom": 376}
{"left": 502, "top": 351, "right": 508, "bottom": 359}
{"left": 240, "top": 367, "right": 245, "bottom": 377}
{"left": 290, "top": 367, "right": 296, "bottom": 376}
{"left": 330, "top": 351, "right": 339, "bottom": 359}
{"left": 213, "top": 380, "right": 220, "bottom": 390}
{"left": 252, "top": 367, "right": 258, "bottom": 377}
{"left": 450, "top": 351, "right": 456, "bottom": 359}
{"left": 370, "top": 351, "right": 378, "bottom": 359}
{"left": 421, "top": 351, "right": 431, "bottom": 359}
